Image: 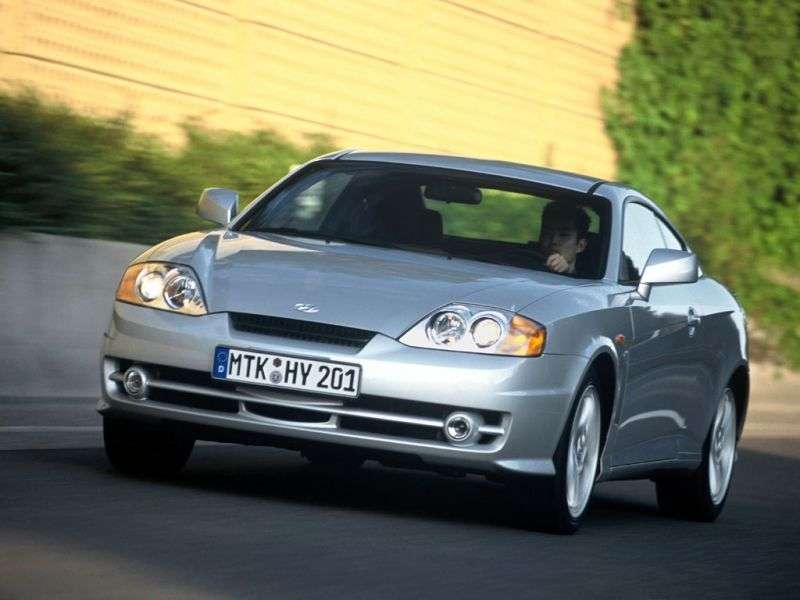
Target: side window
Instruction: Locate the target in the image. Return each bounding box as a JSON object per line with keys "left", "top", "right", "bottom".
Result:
{"left": 620, "top": 203, "right": 664, "bottom": 282}
{"left": 656, "top": 218, "right": 685, "bottom": 251}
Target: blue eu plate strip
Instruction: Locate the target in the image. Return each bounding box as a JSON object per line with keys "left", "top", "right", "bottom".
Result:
{"left": 212, "top": 346, "right": 230, "bottom": 379}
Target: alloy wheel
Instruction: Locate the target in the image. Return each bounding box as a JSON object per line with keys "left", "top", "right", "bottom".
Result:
{"left": 566, "top": 385, "right": 601, "bottom": 518}
{"left": 708, "top": 389, "right": 737, "bottom": 505}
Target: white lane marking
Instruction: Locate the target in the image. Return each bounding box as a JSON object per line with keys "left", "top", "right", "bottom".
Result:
{"left": 0, "top": 426, "right": 102, "bottom": 432}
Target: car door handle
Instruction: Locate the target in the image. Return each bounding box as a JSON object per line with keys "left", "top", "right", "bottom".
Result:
{"left": 687, "top": 307, "right": 701, "bottom": 337}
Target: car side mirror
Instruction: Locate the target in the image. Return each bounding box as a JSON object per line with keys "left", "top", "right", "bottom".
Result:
{"left": 637, "top": 249, "right": 698, "bottom": 301}
{"left": 198, "top": 188, "right": 239, "bottom": 226}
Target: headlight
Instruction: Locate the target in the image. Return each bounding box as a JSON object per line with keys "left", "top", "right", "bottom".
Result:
{"left": 428, "top": 308, "right": 469, "bottom": 345}
{"left": 116, "top": 262, "right": 207, "bottom": 315}
{"left": 399, "top": 304, "right": 546, "bottom": 356}
{"left": 471, "top": 316, "right": 503, "bottom": 348}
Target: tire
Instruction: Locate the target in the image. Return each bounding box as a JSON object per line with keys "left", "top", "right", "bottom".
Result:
{"left": 302, "top": 449, "right": 365, "bottom": 471}
{"left": 518, "top": 375, "right": 603, "bottom": 534}
{"left": 655, "top": 387, "right": 737, "bottom": 522}
{"left": 103, "top": 416, "right": 195, "bottom": 477}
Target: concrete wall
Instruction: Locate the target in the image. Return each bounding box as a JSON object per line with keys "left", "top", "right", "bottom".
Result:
{"left": 0, "top": 233, "right": 145, "bottom": 398}
{"left": 0, "top": 0, "right": 631, "bottom": 179}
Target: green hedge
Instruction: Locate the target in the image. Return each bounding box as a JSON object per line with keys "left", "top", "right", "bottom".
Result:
{"left": 0, "top": 90, "right": 333, "bottom": 245}
{"left": 604, "top": 0, "right": 800, "bottom": 367}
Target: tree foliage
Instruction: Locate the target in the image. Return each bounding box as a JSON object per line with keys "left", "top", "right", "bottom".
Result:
{"left": 604, "top": 0, "right": 800, "bottom": 366}
{"left": 0, "top": 90, "right": 333, "bottom": 245}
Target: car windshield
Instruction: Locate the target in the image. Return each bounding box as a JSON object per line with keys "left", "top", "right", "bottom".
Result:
{"left": 237, "top": 162, "right": 610, "bottom": 278}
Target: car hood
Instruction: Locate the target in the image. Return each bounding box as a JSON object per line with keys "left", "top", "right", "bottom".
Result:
{"left": 136, "top": 231, "right": 584, "bottom": 338}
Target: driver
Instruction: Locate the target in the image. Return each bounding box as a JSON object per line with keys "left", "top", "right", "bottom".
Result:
{"left": 539, "top": 201, "right": 590, "bottom": 274}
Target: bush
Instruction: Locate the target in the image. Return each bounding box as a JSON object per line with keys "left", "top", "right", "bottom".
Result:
{"left": 0, "top": 90, "right": 333, "bottom": 245}
{"left": 604, "top": 0, "right": 800, "bottom": 367}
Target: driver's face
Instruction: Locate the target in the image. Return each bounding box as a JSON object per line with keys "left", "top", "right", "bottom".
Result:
{"left": 540, "top": 220, "right": 582, "bottom": 265}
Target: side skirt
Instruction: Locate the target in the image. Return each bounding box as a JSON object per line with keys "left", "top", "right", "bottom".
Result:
{"left": 597, "top": 456, "right": 702, "bottom": 482}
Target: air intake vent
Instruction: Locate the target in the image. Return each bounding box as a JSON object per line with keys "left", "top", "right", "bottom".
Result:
{"left": 229, "top": 313, "right": 376, "bottom": 349}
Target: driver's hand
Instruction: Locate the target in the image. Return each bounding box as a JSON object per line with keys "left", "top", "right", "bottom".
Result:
{"left": 546, "top": 252, "right": 569, "bottom": 273}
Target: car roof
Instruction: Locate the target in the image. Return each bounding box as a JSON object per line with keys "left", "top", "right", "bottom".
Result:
{"left": 334, "top": 150, "right": 606, "bottom": 194}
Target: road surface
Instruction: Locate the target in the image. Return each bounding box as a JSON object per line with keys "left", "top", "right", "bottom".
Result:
{"left": 1, "top": 384, "right": 799, "bottom": 600}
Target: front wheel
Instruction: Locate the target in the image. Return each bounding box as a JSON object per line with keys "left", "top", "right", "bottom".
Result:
{"left": 104, "top": 416, "right": 195, "bottom": 477}
{"left": 519, "top": 378, "right": 603, "bottom": 534}
{"left": 655, "top": 388, "right": 737, "bottom": 521}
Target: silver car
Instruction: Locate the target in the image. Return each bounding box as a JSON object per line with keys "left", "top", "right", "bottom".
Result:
{"left": 100, "top": 151, "right": 748, "bottom": 533}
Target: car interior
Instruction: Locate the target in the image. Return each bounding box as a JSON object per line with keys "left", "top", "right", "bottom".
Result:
{"left": 335, "top": 175, "right": 605, "bottom": 278}
{"left": 243, "top": 167, "right": 608, "bottom": 279}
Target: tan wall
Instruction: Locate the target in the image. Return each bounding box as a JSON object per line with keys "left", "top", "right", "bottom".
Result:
{"left": 0, "top": 0, "right": 631, "bottom": 178}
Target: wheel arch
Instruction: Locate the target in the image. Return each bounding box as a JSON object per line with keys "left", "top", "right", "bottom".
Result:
{"left": 585, "top": 349, "right": 618, "bottom": 452}
{"left": 727, "top": 363, "right": 749, "bottom": 440}
{"left": 570, "top": 345, "right": 621, "bottom": 461}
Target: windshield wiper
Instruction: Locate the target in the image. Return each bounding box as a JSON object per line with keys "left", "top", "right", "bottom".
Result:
{"left": 252, "top": 227, "right": 333, "bottom": 241}
{"left": 323, "top": 234, "right": 406, "bottom": 251}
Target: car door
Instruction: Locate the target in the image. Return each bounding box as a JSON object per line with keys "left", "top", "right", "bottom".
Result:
{"left": 653, "top": 217, "right": 716, "bottom": 457}
{"left": 612, "top": 201, "right": 706, "bottom": 466}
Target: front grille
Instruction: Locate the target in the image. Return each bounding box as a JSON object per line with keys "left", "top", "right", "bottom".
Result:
{"left": 108, "top": 361, "right": 507, "bottom": 446}
{"left": 346, "top": 395, "right": 504, "bottom": 427}
{"left": 230, "top": 313, "right": 376, "bottom": 349}
{"left": 339, "top": 415, "right": 441, "bottom": 442}
{"left": 115, "top": 360, "right": 235, "bottom": 392}
{"left": 112, "top": 359, "right": 238, "bottom": 413}
{"left": 245, "top": 402, "right": 331, "bottom": 423}
{"left": 150, "top": 387, "right": 239, "bottom": 413}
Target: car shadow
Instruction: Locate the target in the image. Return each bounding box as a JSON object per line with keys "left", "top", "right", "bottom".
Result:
{"left": 20, "top": 443, "right": 674, "bottom": 532}
{"left": 5, "top": 441, "right": 800, "bottom": 600}
{"left": 21, "top": 436, "right": 800, "bottom": 533}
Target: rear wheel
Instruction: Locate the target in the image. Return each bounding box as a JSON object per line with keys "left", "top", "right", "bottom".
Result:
{"left": 519, "top": 377, "right": 603, "bottom": 534}
{"left": 103, "top": 416, "right": 194, "bottom": 477}
{"left": 655, "top": 388, "right": 737, "bottom": 521}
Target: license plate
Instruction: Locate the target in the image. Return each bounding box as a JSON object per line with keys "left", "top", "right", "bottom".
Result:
{"left": 211, "top": 346, "right": 361, "bottom": 398}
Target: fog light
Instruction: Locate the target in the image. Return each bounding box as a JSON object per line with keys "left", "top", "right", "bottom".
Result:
{"left": 123, "top": 366, "right": 150, "bottom": 399}
{"left": 444, "top": 412, "right": 483, "bottom": 445}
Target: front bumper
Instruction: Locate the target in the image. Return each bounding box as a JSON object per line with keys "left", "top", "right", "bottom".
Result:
{"left": 99, "top": 302, "right": 589, "bottom": 476}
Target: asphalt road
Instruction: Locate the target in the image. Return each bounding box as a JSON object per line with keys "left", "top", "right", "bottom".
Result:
{"left": 1, "top": 397, "right": 799, "bottom": 600}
